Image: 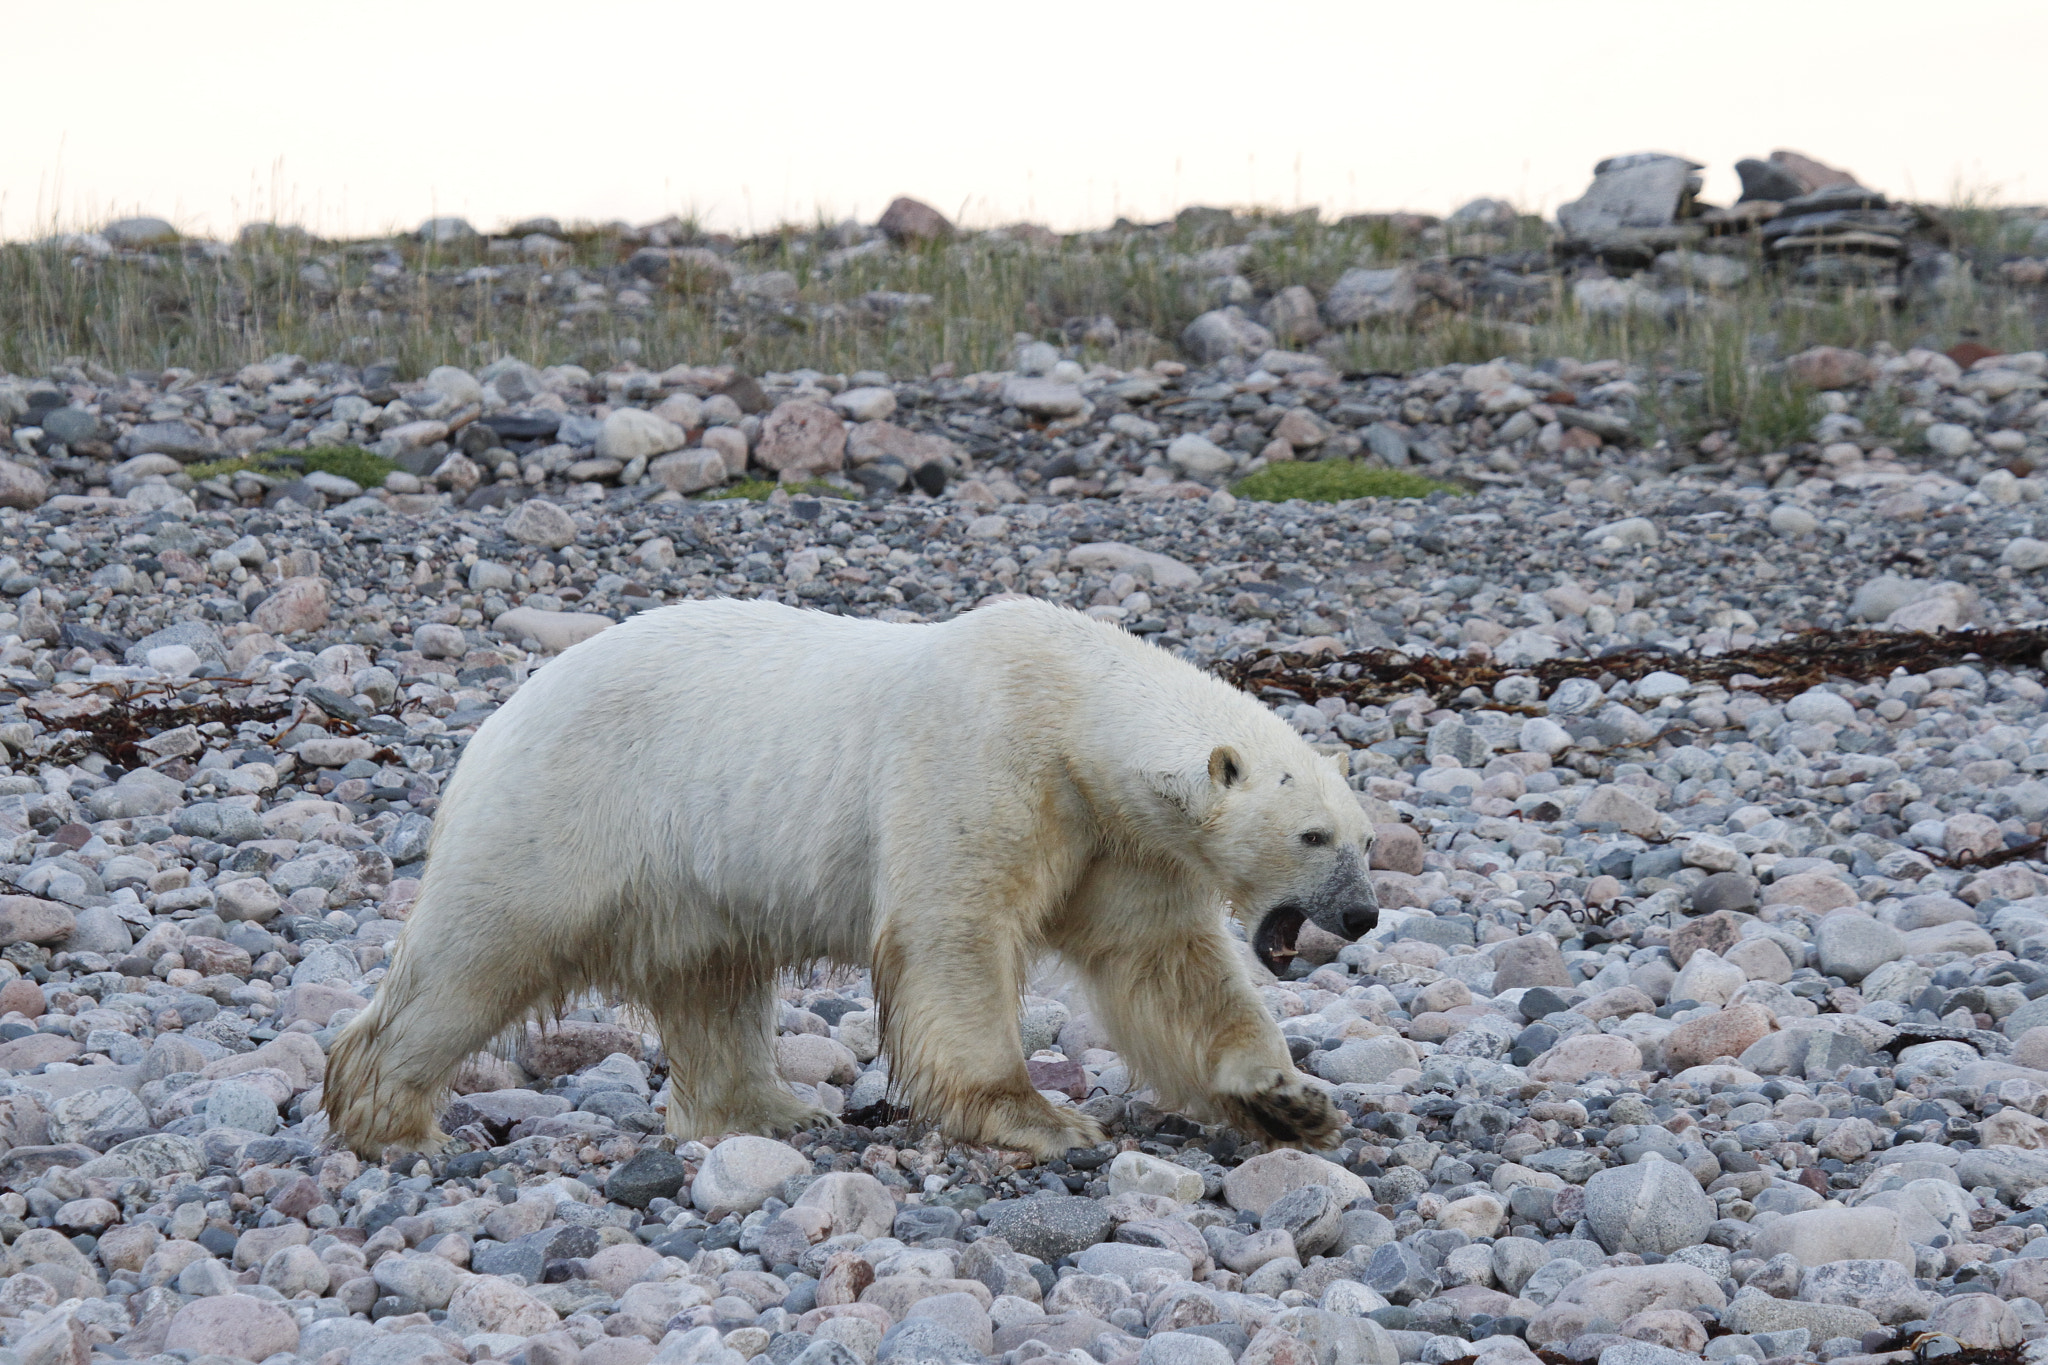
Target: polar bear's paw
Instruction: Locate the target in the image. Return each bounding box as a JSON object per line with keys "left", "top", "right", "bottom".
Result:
{"left": 764, "top": 1108, "right": 842, "bottom": 1139}
{"left": 1217, "top": 1070, "right": 1339, "bottom": 1150}
{"left": 971, "top": 1094, "right": 1105, "bottom": 1161}
{"left": 672, "top": 1091, "right": 841, "bottom": 1143}
{"left": 738, "top": 1096, "right": 841, "bottom": 1140}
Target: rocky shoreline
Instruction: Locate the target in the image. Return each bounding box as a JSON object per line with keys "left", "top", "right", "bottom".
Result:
{"left": 0, "top": 160, "right": 2047, "bottom": 1365}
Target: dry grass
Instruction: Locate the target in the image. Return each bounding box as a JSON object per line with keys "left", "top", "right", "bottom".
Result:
{"left": 2, "top": 203, "right": 2043, "bottom": 463}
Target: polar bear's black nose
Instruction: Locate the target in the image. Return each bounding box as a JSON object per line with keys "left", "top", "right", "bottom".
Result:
{"left": 1340, "top": 903, "right": 1378, "bottom": 939}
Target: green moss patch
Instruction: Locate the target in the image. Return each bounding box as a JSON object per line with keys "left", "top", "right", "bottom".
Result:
{"left": 186, "top": 444, "right": 397, "bottom": 487}
{"left": 699, "top": 478, "right": 844, "bottom": 502}
{"left": 1233, "top": 460, "right": 1462, "bottom": 503}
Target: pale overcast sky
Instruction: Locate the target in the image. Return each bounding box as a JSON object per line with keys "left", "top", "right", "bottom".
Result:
{"left": 4, "top": 0, "right": 2042, "bottom": 241}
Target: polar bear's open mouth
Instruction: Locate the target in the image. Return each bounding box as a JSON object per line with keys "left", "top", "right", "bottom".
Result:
{"left": 1253, "top": 903, "right": 1307, "bottom": 975}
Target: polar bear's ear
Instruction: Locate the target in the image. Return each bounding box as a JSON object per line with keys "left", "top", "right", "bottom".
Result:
{"left": 1149, "top": 746, "right": 1241, "bottom": 820}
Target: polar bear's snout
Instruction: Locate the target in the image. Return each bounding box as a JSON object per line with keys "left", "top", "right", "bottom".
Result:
{"left": 1252, "top": 847, "right": 1377, "bottom": 973}
{"left": 1304, "top": 844, "right": 1378, "bottom": 941}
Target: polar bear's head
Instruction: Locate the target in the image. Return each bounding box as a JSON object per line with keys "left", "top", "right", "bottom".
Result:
{"left": 1160, "top": 740, "right": 1378, "bottom": 974}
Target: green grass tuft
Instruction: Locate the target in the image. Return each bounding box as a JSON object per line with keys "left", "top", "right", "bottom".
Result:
{"left": 1234, "top": 460, "right": 1463, "bottom": 503}
{"left": 185, "top": 444, "right": 397, "bottom": 487}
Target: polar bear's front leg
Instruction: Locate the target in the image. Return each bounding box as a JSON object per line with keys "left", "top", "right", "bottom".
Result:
{"left": 872, "top": 913, "right": 1103, "bottom": 1160}
{"left": 1057, "top": 871, "right": 1340, "bottom": 1150}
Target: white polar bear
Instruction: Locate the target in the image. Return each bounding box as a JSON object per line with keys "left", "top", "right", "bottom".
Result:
{"left": 325, "top": 596, "right": 1377, "bottom": 1158}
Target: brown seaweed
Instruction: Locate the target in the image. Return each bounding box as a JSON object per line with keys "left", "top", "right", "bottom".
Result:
{"left": 1216, "top": 625, "right": 2048, "bottom": 711}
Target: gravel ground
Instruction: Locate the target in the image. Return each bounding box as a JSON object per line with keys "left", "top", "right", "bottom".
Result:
{"left": 1, "top": 341, "right": 2048, "bottom": 1365}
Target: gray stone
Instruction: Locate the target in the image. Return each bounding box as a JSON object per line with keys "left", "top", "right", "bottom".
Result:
{"left": 1019, "top": 997, "right": 1069, "bottom": 1054}
{"left": 876, "top": 1317, "right": 981, "bottom": 1364}
{"left": 792, "top": 1343, "right": 864, "bottom": 1365}
{"left": 1265, "top": 1308, "right": 1398, "bottom": 1365}
{"left": 983, "top": 1195, "right": 1115, "bottom": 1261}
{"left": 125, "top": 621, "right": 226, "bottom": 667}
{"left": 1261, "top": 1182, "right": 1343, "bottom": 1258}
{"left": 1690, "top": 872, "right": 1759, "bottom": 915}
{"left": 1166, "top": 434, "right": 1236, "bottom": 478}
{"left": 1525, "top": 1148, "right": 1607, "bottom": 1184}
{"left": 503, "top": 498, "right": 578, "bottom": 549}
{"left": 418, "top": 217, "right": 477, "bottom": 243}
{"left": 1720, "top": 1293, "right": 1879, "bottom": 1342}
{"left": 1002, "top": 380, "right": 1087, "bottom": 420}
{"left": 1139, "top": 1332, "right": 1234, "bottom": 1365}
{"left": 690, "top": 1135, "right": 811, "bottom": 1217}
{"left": 101, "top": 1129, "right": 203, "bottom": 1186}
{"left": 204, "top": 1081, "right": 279, "bottom": 1135}
{"left": 1815, "top": 915, "right": 1903, "bottom": 983}
{"left": 1785, "top": 689, "right": 1856, "bottom": 726}
{"left": 1491, "top": 934, "right": 1573, "bottom": 990}
{"left": 121, "top": 420, "right": 222, "bottom": 462}
{"left": 606, "top": 1149, "right": 689, "bottom": 1208}
{"left": 1748, "top": 1206, "right": 1912, "bottom": 1271}
{"left": 48, "top": 1085, "right": 148, "bottom": 1144}
{"left": 595, "top": 408, "right": 688, "bottom": 462}
{"left": 1332, "top": 1207, "right": 1395, "bottom": 1255}
{"left": 104, "top": 217, "right": 179, "bottom": 247}
{"left": 178, "top": 802, "right": 265, "bottom": 844}
{"left": 1957, "top": 1146, "right": 2048, "bottom": 1203}
{"left": 1558, "top": 153, "right": 1701, "bottom": 238}
{"left": 61, "top": 905, "right": 132, "bottom": 956}
{"left": 1584, "top": 1155, "right": 1714, "bottom": 1255}
{"left": 0, "top": 895, "right": 74, "bottom": 946}
{"left": 1362, "top": 1241, "right": 1439, "bottom": 1304}
{"left": 1181, "top": 308, "right": 1274, "bottom": 362}
{"left": 84, "top": 779, "right": 182, "bottom": 820}
{"left": 1075, "top": 1243, "right": 1194, "bottom": 1284}
{"left": 1798, "top": 1259, "right": 1929, "bottom": 1325}
{"left": 1313, "top": 1035, "right": 1417, "bottom": 1084}
{"left": 1492, "top": 1236, "right": 1549, "bottom": 1296}
{"left": 1325, "top": 268, "right": 1417, "bottom": 326}
{"left": 1362, "top": 423, "right": 1412, "bottom": 466}
{"left": 372, "top": 1252, "right": 462, "bottom": 1310}
{"left": 1596, "top": 1345, "right": 1702, "bottom": 1365}
{"left": 382, "top": 812, "right": 433, "bottom": 865}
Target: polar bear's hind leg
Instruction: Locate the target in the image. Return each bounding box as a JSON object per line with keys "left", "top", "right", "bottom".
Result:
{"left": 649, "top": 955, "right": 835, "bottom": 1141}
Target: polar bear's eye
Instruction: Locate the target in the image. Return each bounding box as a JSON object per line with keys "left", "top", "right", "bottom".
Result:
{"left": 1300, "top": 830, "right": 1330, "bottom": 847}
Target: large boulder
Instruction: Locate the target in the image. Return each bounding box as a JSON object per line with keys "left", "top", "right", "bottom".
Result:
{"left": 1221, "top": 1148, "right": 1370, "bottom": 1216}
{"left": 1583, "top": 1155, "right": 1714, "bottom": 1255}
{"left": 877, "top": 197, "right": 954, "bottom": 245}
{"left": 0, "top": 461, "right": 50, "bottom": 509}
{"left": 1816, "top": 914, "right": 1905, "bottom": 983}
{"left": 1323, "top": 268, "right": 1418, "bottom": 326}
{"left": 0, "top": 896, "right": 75, "bottom": 946}
{"left": 1557, "top": 153, "right": 1701, "bottom": 238}
{"left": 595, "top": 408, "right": 689, "bottom": 462}
{"left": 1180, "top": 308, "right": 1274, "bottom": 362}
{"left": 690, "top": 1136, "right": 809, "bottom": 1218}
{"left": 756, "top": 401, "right": 847, "bottom": 476}
{"left": 1749, "top": 1206, "right": 1912, "bottom": 1272}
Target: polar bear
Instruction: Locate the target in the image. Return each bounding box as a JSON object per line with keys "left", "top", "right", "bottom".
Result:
{"left": 325, "top": 596, "right": 1377, "bottom": 1159}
